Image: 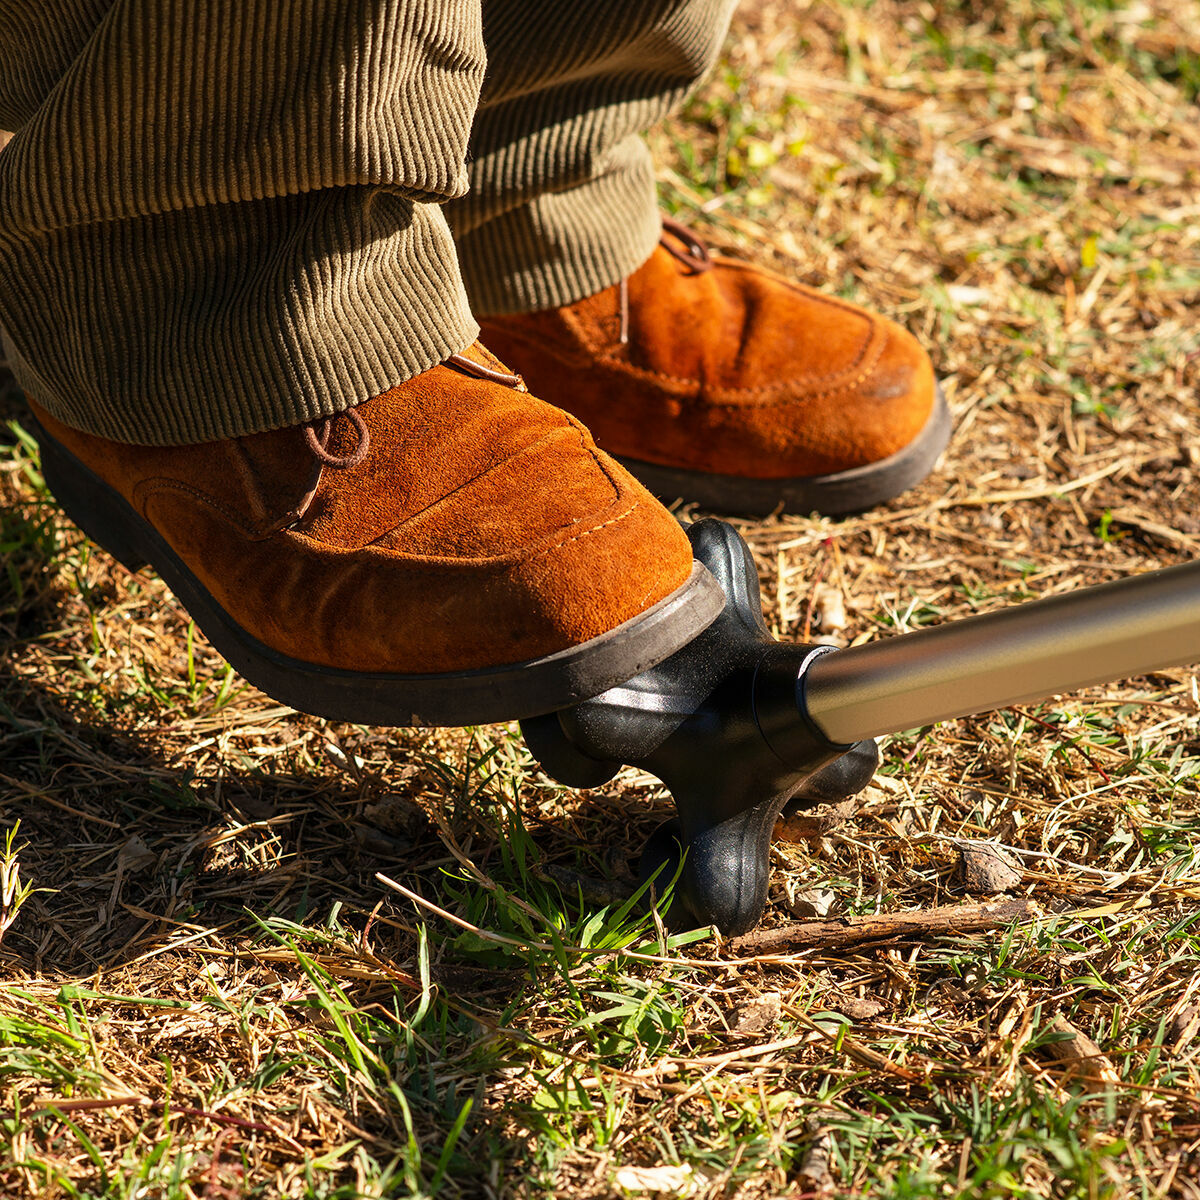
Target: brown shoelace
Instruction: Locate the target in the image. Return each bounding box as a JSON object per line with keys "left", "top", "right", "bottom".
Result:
{"left": 619, "top": 216, "right": 714, "bottom": 344}
{"left": 268, "top": 407, "right": 370, "bottom": 533}
{"left": 659, "top": 216, "right": 715, "bottom": 274}
{"left": 445, "top": 351, "right": 524, "bottom": 389}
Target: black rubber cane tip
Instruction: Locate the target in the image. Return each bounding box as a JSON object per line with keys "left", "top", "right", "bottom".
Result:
{"left": 520, "top": 712, "right": 621, "bottom": 789}
{"left": 791, "top": 738, "right": 881, "bottom": 805}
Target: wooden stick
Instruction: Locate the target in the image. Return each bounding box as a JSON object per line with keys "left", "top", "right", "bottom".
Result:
{"left": 727, "top": 898, "right": 1036, "bottom": 956}
{"left": 1036, "top": 1014, "right": 1121, "bottom": 1088}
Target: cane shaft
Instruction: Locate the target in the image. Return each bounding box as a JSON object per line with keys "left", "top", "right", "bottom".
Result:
{"left": 801, "top": 561, "right": 1200, "bottom": 744}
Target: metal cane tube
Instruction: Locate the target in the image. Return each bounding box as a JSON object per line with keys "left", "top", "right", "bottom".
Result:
{"left": 800, "top": 560, "right": 1200, "bottom": 745}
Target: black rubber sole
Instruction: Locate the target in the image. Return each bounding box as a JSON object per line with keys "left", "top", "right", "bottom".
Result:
{"left": 31, "top": 418, "right": 725, "bottom": 728}
{"left": 616, "top": 385, "right": 953, "bottom": 516}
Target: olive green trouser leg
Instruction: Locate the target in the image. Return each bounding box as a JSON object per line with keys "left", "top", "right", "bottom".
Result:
{"left": 0, "top": 0, "right": 734, "bottom": 445}
{"left": 0, "top": 0, "right": 486, "bottom": 444}
{"left": 449, "top": 0, "right": 737, "bottom": 316}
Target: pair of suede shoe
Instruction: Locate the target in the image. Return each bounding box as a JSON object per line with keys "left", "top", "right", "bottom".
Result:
{"left": 28, "top": 222, "right": 950, "bottom": 726}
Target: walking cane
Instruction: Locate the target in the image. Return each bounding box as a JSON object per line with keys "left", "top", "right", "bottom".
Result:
{"left": 521, "top": 519, "right": 1200, "bottom": 935}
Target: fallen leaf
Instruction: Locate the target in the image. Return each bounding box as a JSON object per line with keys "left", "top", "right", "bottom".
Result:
{"left": 1166, "top": 1005, "right": 1200, "bottom": 1050}
{"left": 732, "top": 991, "right": 782, "bottom": 1034}
{"left": 117, "top": 836, "right": 157, "bottom": 874}
{"left": 811, "top": 582, "right": 847, "bottom": 635}
{"left": 362, "top": 794, "right": 428, "bottom": 836}
{"left": 1035, "top": 1014, "right": 1121, "bottom": 1088}
{"left": 775, "top": 799, "right": 856, "bottom": 843}
{"left": 827, "top": 994, "right": 887, "bottom": 1022}
{"left": 615, "top": 1164, "right": 695, "bottom": 1193}
{"left": 957, "top": 843, "right": 1022, "bottom": 894}
{"left": 784, "top": 884, "right": 837, "bottom": 919}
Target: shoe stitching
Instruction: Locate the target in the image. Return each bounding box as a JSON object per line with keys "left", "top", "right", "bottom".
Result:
{"left": 134, "top": 477, "right": 265, "bottom": 536}
{"left": 372, "top": 425, "right": 631, "bottom": 564}
{"left": 302, "top": 451, "right": 642, "bottom": 569}
{"left": 521, "top": 431, "right": 649, "bottom": 563}
{"left": 499, "top": 284, "right": 890, "bottom": 396}
{"left": 227, "top": 440, "right": 271, "bottom": 524}
{"left": 136, "top": 430, "right": 638, "bottom": 569}
{"left": 356, "top": 493, "right": 643, "bottom": 568}
{"left": 290, "top": 509, "right": 642, "bottom": 572}
{"left": 572, "top": 412, "right": 626, "bottom": 494}
{"left": 495, "top": 326, "right": 895, "bottom": 404}
{"left": 132, "top": 474, "right": 646, "bottom": 575}
{"left": 135, "top": 411, "right": 371, "bottom": 539}
{"left": 527, "top": 498, "right": 641, "bottom": 562}
{"left": 599, "top": 272, "right": 884, "bottom": 391}
{"left": 593, "top": 338, "right": 892, "bottom": 405}
{"left": 361, "top": 420, "right": 617, "bottom": 550}
{"left": 650, "top": 261, "right": 891, "bottom": 392}
{"left": 562, "top": 302, "right": 613, "bottom": 358}
{"left": 607, "top": 235, "right": 884, "bottom": 378}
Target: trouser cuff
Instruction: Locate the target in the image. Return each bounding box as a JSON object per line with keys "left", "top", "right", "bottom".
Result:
{"left": 453, "top": 139, "right": 662, "bottom": 317}
{"left": 1, "top": 190, "right": 478, "bottom": 445}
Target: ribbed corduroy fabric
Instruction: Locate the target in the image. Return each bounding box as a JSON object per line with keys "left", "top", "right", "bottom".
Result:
{"left": 0, "top": 0, "right": 735, "bottom": 444}
{"left": 450, "top": 0, "right": 737, "bottom": 315}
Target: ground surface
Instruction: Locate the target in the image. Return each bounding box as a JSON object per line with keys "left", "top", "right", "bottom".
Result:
{"left": 1, "top": 0, "right": 1198, "bottom": 1196}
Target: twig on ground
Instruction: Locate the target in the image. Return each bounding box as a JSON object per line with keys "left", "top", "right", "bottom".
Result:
{"left": 727, "top": 898, "right": 1037, "bottom": 956}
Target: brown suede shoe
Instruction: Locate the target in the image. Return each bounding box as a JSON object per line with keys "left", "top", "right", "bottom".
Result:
{"left": 479, "top": 219, "right": 951, "bottom": 515}
{"left": 27, "top": 345, "right": 722, "bottom": 725}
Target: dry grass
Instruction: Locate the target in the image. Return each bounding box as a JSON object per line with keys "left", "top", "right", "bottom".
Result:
{"left": 1, "top": 0, "right": 1199, "bottom": 1195}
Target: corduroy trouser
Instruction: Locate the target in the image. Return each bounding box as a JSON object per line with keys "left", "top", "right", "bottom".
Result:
{"left": 0, "top": 0, "right": 737, "bottom": 445}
